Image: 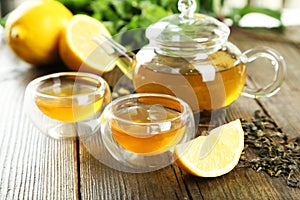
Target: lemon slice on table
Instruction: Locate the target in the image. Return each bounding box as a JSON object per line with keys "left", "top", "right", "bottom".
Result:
{"left": 174, "top": 119, "right": 244, "bottom": 177}
{"left": 59, "top": 14, "right": 116, "bottom": 73}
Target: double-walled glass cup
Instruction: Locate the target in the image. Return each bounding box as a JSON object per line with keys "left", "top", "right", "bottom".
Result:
{"left": 100, "top": 93, "right": 196, "bottom": 172}
{"left": 24, "top": 72, "right": 111, "bottom": 139}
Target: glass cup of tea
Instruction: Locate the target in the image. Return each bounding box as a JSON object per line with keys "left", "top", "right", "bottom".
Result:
{"left": 24, "top": 72, "right": 111, "bottom": 139}
{"left": 100, "top": 93, "right": 196, "bottom": 172}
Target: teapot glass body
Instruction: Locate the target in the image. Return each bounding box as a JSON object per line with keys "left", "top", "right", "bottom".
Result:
{"left": 102, "top": 5, "right": 285, "bottom": 117}
{"left": 132, "top": 42, "right": 247, "bottom": 113}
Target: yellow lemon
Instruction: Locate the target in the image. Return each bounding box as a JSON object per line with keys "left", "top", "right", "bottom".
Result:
{"left": 59, "top": 14, "right": 116, "bottom": 73}
{"left": 173, "top": 119, "right": 244, "bottom": 177}
{"left": 5, "top": 0, "right": 73, "bottom": 66}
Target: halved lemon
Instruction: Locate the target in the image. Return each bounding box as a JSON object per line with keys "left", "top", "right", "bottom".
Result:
{"left": 173, "top": 119, "right": 244, "bottom": 177}
{"left": 59, "top": 14, "right": 116, "bottom": 73}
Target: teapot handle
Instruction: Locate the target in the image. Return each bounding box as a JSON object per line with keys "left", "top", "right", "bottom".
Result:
{"left": 241, "top": 47, "right": 286, "bottom": 98}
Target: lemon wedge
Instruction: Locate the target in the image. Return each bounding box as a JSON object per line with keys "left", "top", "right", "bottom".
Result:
{"left": 173, "top": 119, "right": 244, "bottom": 177}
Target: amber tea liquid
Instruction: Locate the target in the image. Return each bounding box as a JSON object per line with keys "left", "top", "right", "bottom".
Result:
{"left": 35, "top": 80, "right": 104, "bottom": 122}
{"left": 133, "top": 50, "right": 246, "bottom": 113}
{"left": 111, "top": 100, "right": 186, "bottom": 155}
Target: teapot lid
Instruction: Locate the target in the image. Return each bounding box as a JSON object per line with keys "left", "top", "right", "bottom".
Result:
{"left": 146, "top": 0, "right": 230, "bottom": 56}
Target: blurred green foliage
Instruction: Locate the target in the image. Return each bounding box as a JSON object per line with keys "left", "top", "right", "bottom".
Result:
{"left": 57, "top": 0, "right": 179, "bottom": 35}
{"left": 199, "top": 0, "right": 225, "bottom": 16}
{"left": 0, "top": 0, "right": 284, "bottom": 52}
{"left": 0, "top": 18, "right": 5, "bottom": 27}
{"left": 56, "top": 0, "right": 284, "bottom": 50}
{"left": 57, "top": 0, "right": 283, "bottom": 34}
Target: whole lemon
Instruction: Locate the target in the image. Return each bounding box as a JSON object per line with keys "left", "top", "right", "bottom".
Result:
{"left": 5, "top": 0, "right": 73, "bottom": 66}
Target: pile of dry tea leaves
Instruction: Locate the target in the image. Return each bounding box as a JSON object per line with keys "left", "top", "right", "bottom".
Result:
{"left": 239, "top": 110, "right": 300, "bottom": 188}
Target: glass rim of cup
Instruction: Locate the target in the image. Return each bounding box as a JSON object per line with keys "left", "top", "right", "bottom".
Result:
{"left": 105, "top": 93, "right": 191, "bottom": 126}
{"left": 27, "top": 72, "right": 107, "bottom": 100}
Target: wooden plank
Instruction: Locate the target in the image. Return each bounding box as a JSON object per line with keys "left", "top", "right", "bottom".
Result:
{"left": 79, "top": 143, "right": 192, "bottom": 199}
{"left": 0, "top": 49, "right": 79, "bottom": 199}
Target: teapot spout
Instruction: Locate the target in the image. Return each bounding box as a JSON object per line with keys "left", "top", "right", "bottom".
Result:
{"left": 93, "top": 33, "right": 134, "bottom": 79}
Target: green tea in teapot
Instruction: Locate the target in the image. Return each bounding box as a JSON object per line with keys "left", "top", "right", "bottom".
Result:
{"left": 133, "top": 48, "right": 246, "bottom": 113}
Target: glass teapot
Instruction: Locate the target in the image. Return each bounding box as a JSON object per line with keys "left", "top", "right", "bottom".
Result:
{"left": 127, "top": 0, "right": 286, "bottom": 114}
{"left": 107, "top": 0, "right": 286, "bottom": 116}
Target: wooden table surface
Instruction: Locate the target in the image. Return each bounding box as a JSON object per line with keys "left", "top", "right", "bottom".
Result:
{"left": 1, "top": 26, "right": 300, "bottom": 200}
